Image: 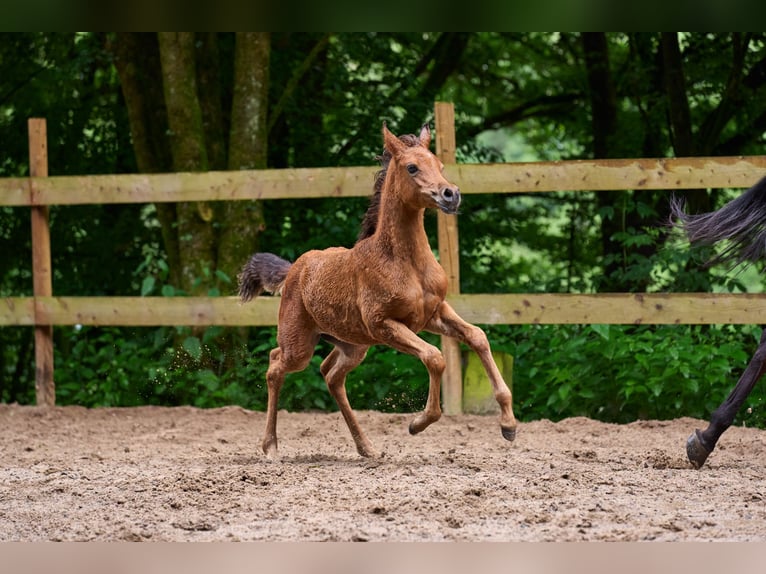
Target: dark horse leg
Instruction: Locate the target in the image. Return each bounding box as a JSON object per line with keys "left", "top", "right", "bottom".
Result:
{"left": 687, "top": 328, "right": 766, "bottom": 469}
{"left": 319, "top": 341, "right": 377, "bottom": 458}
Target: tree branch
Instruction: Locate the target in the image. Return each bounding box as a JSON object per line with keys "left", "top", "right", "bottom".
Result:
{"left": 661, "top": 32, "right": 694, "bottom": 156}
{"left": 333, "top": 33, "right": 470, "bottom": 163}
{"left": 697, "top": 33, "right": 750, "bottom": 154}
{"left": 463, "top": 93, "right": 581, "bottom": 137}
{"left": 268, "top": 33, "right": 331, "bottom": 135}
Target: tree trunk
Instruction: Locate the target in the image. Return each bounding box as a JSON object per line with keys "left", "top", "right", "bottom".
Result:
{"left": 627, "top": 33, "right": 665, "bottom": 158}
{"left": 582, "top": 33, "right": 625, "bottom": 291}
{"left": 113, "top": 32, "right": 271, "bottom": 302}
{"left": 661, "top": 32, "right": 710, "bottom": 215}
{"left": 109, "top": 33, "right": 181, "bottom": 288}
{"left": 217, "top": 33, "right": 270, "bottom": 290}
{"left": 195, "top": 33, "right": 228, "bottom": 172}
{"left": 157, "top": 32, "right": 216, "bottom": 295}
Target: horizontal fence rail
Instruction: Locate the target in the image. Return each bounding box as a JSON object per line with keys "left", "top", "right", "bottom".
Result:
{"left": 5, "top": 293, "right": 766, "bottom": 327}
{"left": 2, "top": 107, "right": 766, "bottom": 409}
{"left": 3, "top": 156, "right": 766, "bottom": 206}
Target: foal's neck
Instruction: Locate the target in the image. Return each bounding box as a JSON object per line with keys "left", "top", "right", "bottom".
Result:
{"left": 373, "top": 191, "right": 432, "bottom": 263}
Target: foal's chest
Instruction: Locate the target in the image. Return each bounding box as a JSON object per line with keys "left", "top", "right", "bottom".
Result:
{"left": 384, "top": 263, "right": 447, "bottom": 327}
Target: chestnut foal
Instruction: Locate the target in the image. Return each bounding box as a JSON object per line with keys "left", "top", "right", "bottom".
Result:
{"left": 239, "top": 123, "right": 516, "bottom": 458}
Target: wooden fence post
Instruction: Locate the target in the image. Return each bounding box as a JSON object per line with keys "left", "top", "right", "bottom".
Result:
{"left": 29, "top": 118, "right": 55, "bottom": 407}
{"left": 435, "top": 102, "right": 462, "bottom": 415}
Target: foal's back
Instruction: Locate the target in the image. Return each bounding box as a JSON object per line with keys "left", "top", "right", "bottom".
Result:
{"left": 285, "top": 234, "right": 447, "bottom": 346}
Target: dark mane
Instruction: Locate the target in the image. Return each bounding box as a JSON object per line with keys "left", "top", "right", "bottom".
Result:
{"left": 357, "top": 133, "right": 422, "bottom": 242}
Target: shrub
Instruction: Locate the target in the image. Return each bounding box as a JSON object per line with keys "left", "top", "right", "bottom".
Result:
{"left": 488, "top": 323, "right": 764, "bottom": 427}
{"left": 52, "top": 322, "right": 766, "bottom": 428}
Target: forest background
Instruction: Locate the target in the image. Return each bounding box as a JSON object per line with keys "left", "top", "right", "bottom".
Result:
{"left": 2, "top": 32, "right": 766, "bottom": 426}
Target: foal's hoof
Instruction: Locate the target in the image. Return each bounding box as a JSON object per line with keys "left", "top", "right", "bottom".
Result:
{"left": 262, "top": 439, "right": 279, "bottom": 460}
{"left": 501, "top": 426, "right": 517, "bottom": 442}
{"left": 408, "top": 413, "right": 439, "bottom": 435}
{"left": 686, "top": 429, "right": 712, "bottom": 469}
{"left": 356, "top": 444, "right": 381, "bottom": 459}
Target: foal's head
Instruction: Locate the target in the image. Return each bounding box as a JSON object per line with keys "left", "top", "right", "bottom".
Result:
{"left": 358, "top": 123, "right": 461, "bottom": 241}
{"left": 382, "top": 123, "right": 461, "bottom": 214}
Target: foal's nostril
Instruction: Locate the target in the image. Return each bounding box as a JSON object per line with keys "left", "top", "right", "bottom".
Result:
{"left": 437, "top": 187, "right": 460, "bottom": 212}
{"left": 444, "top": 188, "right": 460, "bottom": 204}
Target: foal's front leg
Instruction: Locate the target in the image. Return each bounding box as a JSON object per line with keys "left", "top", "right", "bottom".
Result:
{"left": 687, "top": 328, "right": 766, "bottom": 469}
{"left": 372, "top": 319, "right": 446, "bottom": 435}
{"left": 426, "top": 301, "right": 517, "bottom": 442}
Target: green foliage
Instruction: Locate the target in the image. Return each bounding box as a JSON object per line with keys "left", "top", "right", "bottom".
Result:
{"left": 489, "top": 323, "right": 765, "bottom": 427}
{"left": 49, "top": 320, "right": 766, "bottom": 430}
{"left": 55, "top": 325, "right": 256, "bottom": 408}
{"left": 52, "top": 324, "right": 432, "bottom": 413}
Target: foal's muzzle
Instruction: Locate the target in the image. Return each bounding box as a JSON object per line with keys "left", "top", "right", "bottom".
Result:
{"left": 435, "top": 187, "right": 461, "bottom": 214}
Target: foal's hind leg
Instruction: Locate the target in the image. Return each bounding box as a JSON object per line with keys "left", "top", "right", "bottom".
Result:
{"left": 262, "top": 336, "right": 317, "bottom": 458}
{"left": 687, "top": 328, "right": 766, "bottom": 469}
{"left": 426, "top": 301, "right": 517, "bottom": 442}
{"left": 320, "top": 343, "right": 377, "bottom": 457}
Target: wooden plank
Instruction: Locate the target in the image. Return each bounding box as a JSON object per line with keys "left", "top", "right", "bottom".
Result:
{"left": 0, "top": 298, "right": 36, "bottom": 325}
{"left": 0, "top": 178, "right": 29, "bottom": 206}
{"left": 21, "top": 166, "right": 376, "bottom": 206}
{"left": 32, "top": 296, "right": 280, "bottom": 326}
{"left": 5, "top": 292, "right": 764, "bottom": 328}
{"left": 435, "top": 102, "right": 463, "bottom": 416}
{"left": 3, "top": 155, "right": 765, "bottom": 207}
{"left": 450, "top": 156, "right": 766, "bottom": 194}
{"left": 448, "top": 293, "right": 766, "bottom": 325}
{"left": 28, "top": 118, "right": 55, "bottom": 407}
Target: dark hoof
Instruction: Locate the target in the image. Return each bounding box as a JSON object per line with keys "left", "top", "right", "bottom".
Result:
{"left": 686, "top": 429, "right": 712, "bottom": 469}
{"left": 501, "top": 426, "right": 516, "bottom": 442}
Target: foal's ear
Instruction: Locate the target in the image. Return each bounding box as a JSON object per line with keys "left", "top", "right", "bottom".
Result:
{"left": 382, "top": 122, "right": 405, "bottom": 155}
{"left": 419, "top": 123, "right": 431, "bottom": 149}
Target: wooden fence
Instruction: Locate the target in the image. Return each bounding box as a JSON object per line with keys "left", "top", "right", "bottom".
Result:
{"left": 2, "top": 103, "right": 766, "bottom": 412}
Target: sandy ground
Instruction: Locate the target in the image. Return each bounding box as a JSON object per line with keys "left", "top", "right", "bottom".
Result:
{"left": 2, "top": 404, "right": 766, "bottom": 542}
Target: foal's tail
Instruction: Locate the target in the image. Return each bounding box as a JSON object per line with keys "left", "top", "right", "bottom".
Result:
{"left": 671, "top": 175, "right": 766, "bottom": 269}
{"left": 238, "top": 253, "right": 292, "bottom": 302}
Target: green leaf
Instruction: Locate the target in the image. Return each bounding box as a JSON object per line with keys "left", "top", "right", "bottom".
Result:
{"left": 140, "top": 276, "right": 155, "bottom": 296}
{"left": 215, "top": 270, "right": 232, "bottom": 284}
{"left": 182, "top": 336, "right": 202, "bottom": 361}
{"left": 590, "top": 324, "right": 610, "bottom": 341}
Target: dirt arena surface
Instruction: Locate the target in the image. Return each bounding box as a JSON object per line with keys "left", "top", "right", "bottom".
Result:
{"left": 2, "top": 403, "right": 766, "bottom": 542}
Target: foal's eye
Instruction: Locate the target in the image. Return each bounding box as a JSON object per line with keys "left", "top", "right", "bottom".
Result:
{"left": 406, "top": 164, "right": 419, "bottom": 175}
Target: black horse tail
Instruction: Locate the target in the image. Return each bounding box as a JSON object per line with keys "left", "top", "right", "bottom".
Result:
{"left": 238, "top": 253, "right": 292, "bottom": 302}
{"left": 671, "top": 175, "right": 766, "bottom": 269}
